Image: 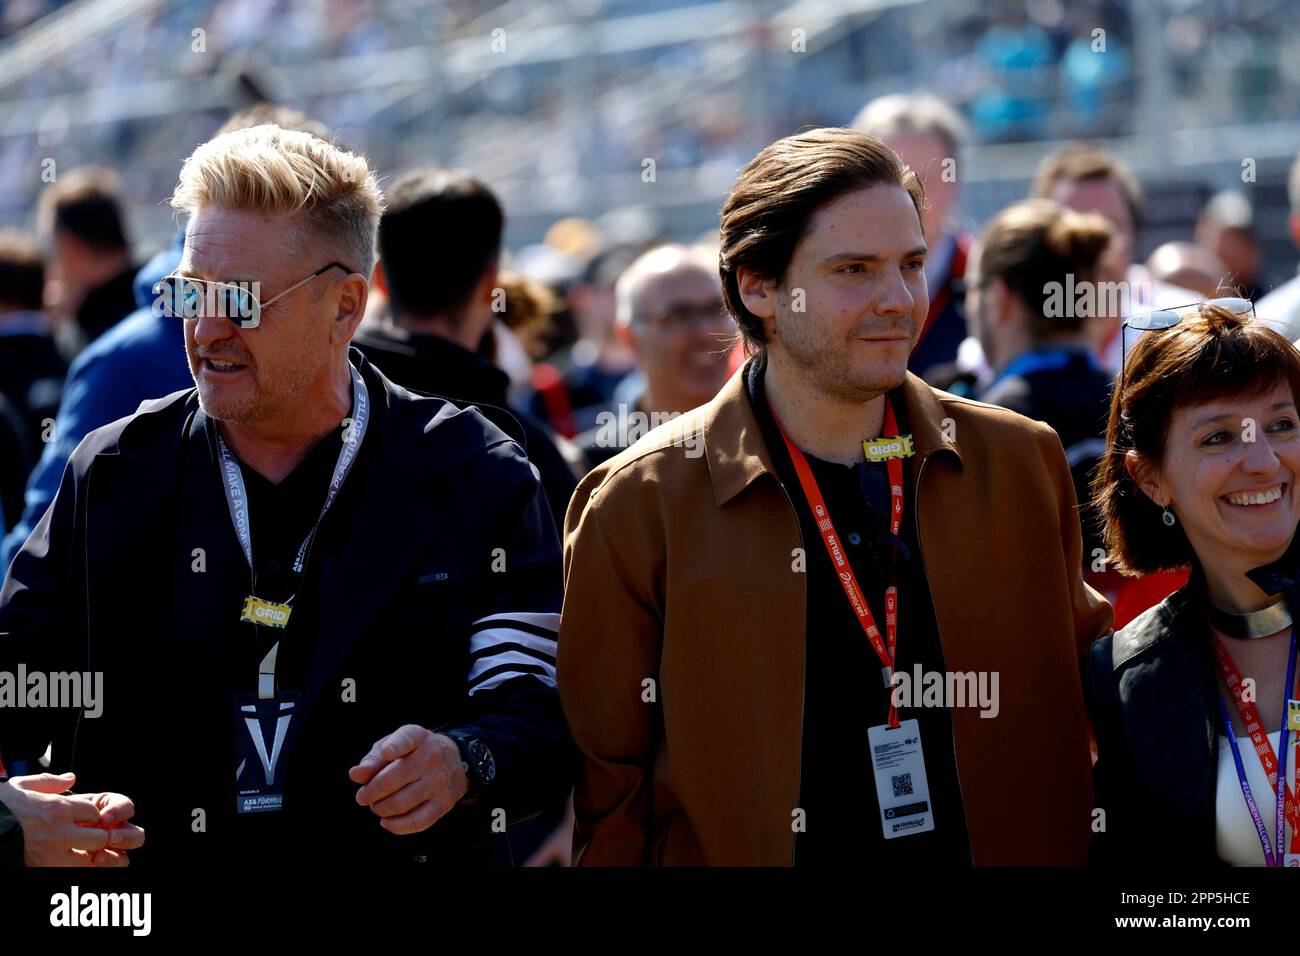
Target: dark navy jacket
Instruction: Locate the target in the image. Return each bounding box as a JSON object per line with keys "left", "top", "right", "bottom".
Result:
{"left": 0, "top": 349, "right": 574, "bottom": 868}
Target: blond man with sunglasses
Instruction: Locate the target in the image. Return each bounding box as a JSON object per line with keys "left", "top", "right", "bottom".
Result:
{"left": 0, "top": 125, "right": 574, "bottom": 868}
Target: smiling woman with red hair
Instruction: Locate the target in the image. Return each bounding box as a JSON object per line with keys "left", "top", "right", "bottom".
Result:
{"left": 1089, "top": 301, "right": 1300, "bottom": 866}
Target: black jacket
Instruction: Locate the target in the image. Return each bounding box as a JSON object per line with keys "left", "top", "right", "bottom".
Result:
{"left": 980, "top": 347, "right": 1112, "bottom": 560}
{"left": 354, "top": 327, "right": 581, "bottom": 527}
{"left": 0, "top": 391, "right": 31, "bottom": 531}
{"left": 0, "top": 349, "right": 575, "bottom": 868}
{"left": 74, "top": 263, "right": 139, "bottom": 346}
{"left": 0, "top": 324, "right": 66, "bottom": 455}
{"left": 1086, "top": 530, "right": 1300, "bottom": 866}
{"left": 910, "top": 233, "right": 970, "bottom": 382}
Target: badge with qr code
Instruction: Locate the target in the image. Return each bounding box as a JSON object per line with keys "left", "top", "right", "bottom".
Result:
{"left": 868, "top": 719, "right": 935, "bottom": 839}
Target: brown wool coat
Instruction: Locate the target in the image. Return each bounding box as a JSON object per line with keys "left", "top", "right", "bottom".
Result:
{"left": 557, "top": 362, "right": 1113, "bottom": 866}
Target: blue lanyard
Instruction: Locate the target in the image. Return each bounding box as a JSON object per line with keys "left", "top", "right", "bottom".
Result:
{"left": 1216, "top": 628, "right": 1298, "bottom": 867}
{"left": 988, "top": 347, "right": 1099, "bottom": 390}
{"left": 0, "top": 311, "right": 48, "bottom": 338}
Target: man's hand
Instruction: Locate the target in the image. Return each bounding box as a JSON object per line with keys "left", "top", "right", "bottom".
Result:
{"left": 0, "top": 772, "right": 144, "bottom": 867}
{"left": 348, "top": 725, "right": 469, "bottom": 835}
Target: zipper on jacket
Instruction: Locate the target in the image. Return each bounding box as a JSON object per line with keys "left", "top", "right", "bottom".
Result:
{"left": 912, "top": 451, "right": 975, "bottom": 865}
{"left": 774, "top": 477, "right": 806, "bottom": 867}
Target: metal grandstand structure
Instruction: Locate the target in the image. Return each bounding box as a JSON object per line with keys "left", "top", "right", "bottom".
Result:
{"left": 1, "top": 0, "right": 1298, "bottom": 276}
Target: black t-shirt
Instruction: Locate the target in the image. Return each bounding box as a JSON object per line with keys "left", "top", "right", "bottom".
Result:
{"left": 745, "top": 360, "right": 972, "bottom": 866}
{"left": 165, "top": 408, "right": 352, "bottom": 860}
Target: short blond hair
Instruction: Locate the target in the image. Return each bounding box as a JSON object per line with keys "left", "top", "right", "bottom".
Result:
{"left": 851, "top": 92, "right": 968, "bottom": 159}
{"left": 170, "top": 124, "right": 385, "bottom": 277}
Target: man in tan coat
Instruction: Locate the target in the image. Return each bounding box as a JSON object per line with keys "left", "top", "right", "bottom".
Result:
{"left": 558, "top": 128, "right": 1112, "bottom": 866}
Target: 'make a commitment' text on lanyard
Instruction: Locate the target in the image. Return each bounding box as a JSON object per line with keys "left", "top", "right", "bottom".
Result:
{"left": 215, "top": 363, "right": 370, "bottom": 698}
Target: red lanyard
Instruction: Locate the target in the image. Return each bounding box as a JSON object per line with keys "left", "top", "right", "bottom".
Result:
{"left": 1213, "top": 637, "right": 1300, "bottom": 852}
{"left": 776, "top": 400, "right": 905, "bottom": 727}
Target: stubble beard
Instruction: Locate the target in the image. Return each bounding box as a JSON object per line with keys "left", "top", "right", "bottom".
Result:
{"left": 194, "top": 355, "right": 318, "bottom": 427}
{"left": 775, "top": 309, "right": 906, "bottom": 405}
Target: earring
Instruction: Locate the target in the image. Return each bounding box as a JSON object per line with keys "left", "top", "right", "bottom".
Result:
{"left": 1162, "top": 505, "right": 1176, "bottom": 527}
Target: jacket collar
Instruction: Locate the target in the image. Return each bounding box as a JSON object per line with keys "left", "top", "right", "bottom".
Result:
{"left": 355, "top": 326, "right": 512, "bottom": 407}
{"left": 1245, "top": 526, "right": 1300, "bottom": 599}
{"left": 703, "top": 355, "right": 963, "bottom": 506}
{"left": 1112, "top": 526, "right": 1300, "bottom": 670}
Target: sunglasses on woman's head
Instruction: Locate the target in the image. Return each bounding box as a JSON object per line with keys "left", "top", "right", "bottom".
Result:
{"left": 1120, "top": 296, "right": 1255, "bottom": 390}
{"left": 153, "top": 262, "right": 349, "bottom": 329}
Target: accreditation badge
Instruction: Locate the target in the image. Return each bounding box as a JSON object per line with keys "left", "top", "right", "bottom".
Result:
{"left": 868, "top": 719, "right": 935, "bottom": 839}
{"left": 863, "top": 434, "right": 915, "bottom": 463}
{"left": 233, "top": 690, "right": 302, "bottom": 814}
{"left": 240, "top": 595, "right": 292, "bottom": 628}
{"left": 1288, "top": 699, "right": 1300, "bottom": 733}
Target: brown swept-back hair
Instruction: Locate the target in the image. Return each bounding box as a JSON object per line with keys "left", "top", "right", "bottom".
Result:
{"left": 975, "top": 198, "right": 1113, "bottom": 338}
{"left": 1093, "top": 305, "right": 1300, "bottom": 575}
{"left": 718, "top": 127, "right": 924, "bottom": 352}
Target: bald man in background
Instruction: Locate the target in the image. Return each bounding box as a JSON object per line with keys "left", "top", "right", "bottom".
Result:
{"left": 1145, "top": 241, "right": 1229, "bottom": 299}
{"left": 575, "top": 244, "right": 733, "bottom": 468}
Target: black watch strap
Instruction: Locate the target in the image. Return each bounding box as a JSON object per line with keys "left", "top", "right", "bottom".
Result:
{"left": 446, "top": 731, "right": 495, "bottom": 797}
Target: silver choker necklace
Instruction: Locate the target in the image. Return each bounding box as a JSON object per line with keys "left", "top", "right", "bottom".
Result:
{"left": 1207, "top": 599, "right": 1293, "bottom": 639}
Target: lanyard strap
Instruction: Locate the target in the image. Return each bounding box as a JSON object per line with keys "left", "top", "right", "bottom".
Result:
{"left": 216, "top": 362, "right": 370, "bottom": 585}
{"left": 776, "top": 399, "right": 905, "bottom": 727}
{"left": 1214, "top": 629, "right": 1299, "bottom": 865}
{"left": 216, "top": 364, "right": 369, "bottom": 701}
{"left": 988, "top": 346, "right": 1100, "bottom": 389}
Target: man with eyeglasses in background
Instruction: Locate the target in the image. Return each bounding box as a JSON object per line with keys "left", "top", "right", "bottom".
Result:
{"left": 0, "top": 124, "right": 574, "bottom": 868}
{"left": 575, "top": 244, "right": 733, "bottom": 468}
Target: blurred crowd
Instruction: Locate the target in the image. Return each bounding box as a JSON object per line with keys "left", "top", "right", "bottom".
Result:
{"left": 4, "top": 0, "right": 1300, "bottom": 235}
{"left": 6, "top": 0, "right": 1300, "bottom": 879}
{"left": 3, "top": 87, "right": 1300, "bottom": 644}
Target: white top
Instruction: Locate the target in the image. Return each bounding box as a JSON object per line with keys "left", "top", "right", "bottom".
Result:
{"left": 1096, "top": 264, "right": 1199, "bottom": 376}
{"left": 1215, "top": 730, "right": 1295, "bottom": 866}
{"left": 1255, "top": 270, "right": 1300, "bottom": 342}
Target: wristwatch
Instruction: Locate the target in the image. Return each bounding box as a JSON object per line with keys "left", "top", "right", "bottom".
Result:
{"left": 445, "top": 731, "right": 497, "bottom": 798}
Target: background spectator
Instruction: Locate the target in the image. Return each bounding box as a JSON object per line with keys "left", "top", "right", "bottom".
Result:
{"left": 575, "top": 243, "right": 731, "bottom": 467}
{"left": 35, "top": 166, "right": 137, "bottom": 352}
